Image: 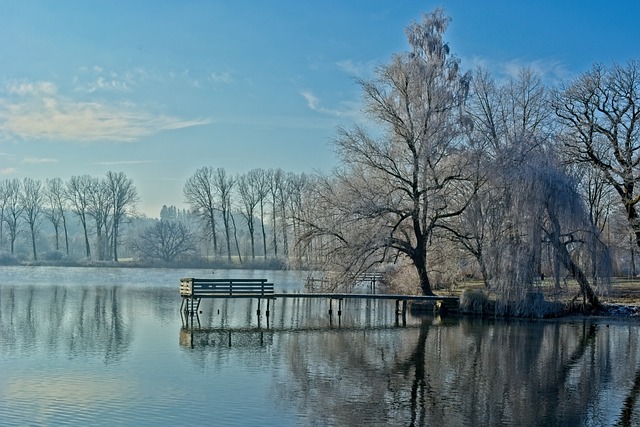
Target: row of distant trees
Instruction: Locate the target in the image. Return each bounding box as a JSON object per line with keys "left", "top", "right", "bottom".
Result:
{"left": 0, "top": 167, "right": 312, "bottom": 267}
{"left": 0, "top": 172, "right": 137, "bottom": 262}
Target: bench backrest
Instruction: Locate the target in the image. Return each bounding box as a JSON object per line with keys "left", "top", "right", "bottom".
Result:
{"left": 180, "top": 278, "right": 273, "bottom": 296}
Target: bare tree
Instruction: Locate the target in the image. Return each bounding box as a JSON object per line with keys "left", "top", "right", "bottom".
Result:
{"left": 554, "top": 61, "right": 640, "bottom": 249}
{"left": 287, "top": 173, "right": 309, "bottom": 263}
{"left": 213, "top": 167, "right": 235, "bottom": 262}
{"left": 184, "top": 167, "right": 218, "bottom": 258}
{"left": 21, "top": 177, "right": 43, "bottom": 260}
{"left": 253, "top": 168, "right": 270, "bottom": 258}
{"left": 3, "top": 179, "right": 22, "bottom": 255}
{"left": 87, "top": 177, "right": 111, "bottom": 261}
{"left": 132, "top": 219, "right": 196, "bottom": 263}
{"left": 237, "top": 170, "right": 261, "bottom": 260}
{"left": 300, "top": 9, "right": 472, "bottom": 295}
{"left": 0, "top": 180, "right": 8, "bottom": 250}
{"left": 107, "top": 171, "right": 138, "bottom": 262}
{"left": 45, "top": 177, "right": 70, "bottom": 254}
{"left": 67, "top": 175, "right": 93, "bottom": 259}
{"left": 268, "top": 168, "right": 284, "bottom": 259}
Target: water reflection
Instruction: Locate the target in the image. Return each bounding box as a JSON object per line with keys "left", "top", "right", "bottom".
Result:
{"left": 1, "top": 269, "right": 639, "bottom": 426}
{"left": 181, "top": 297, "right": 640, "bottom": 426}
{"left": 0, "top": 284, "right": 134, "bottom": 363}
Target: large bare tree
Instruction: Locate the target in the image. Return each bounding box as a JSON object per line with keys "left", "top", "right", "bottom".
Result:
{"left": 554, "top": 61, "right": 640, "bottom": 249}
{"left": 301, "top": 9, "right": 472, "bottom": 295}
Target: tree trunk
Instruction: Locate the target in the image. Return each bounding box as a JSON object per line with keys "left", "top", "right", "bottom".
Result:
{"left": 413, "top": 253, "right": 434, "bottom": 296}
{"left": 30, "top": 224, "right": 37, "bottom": 261}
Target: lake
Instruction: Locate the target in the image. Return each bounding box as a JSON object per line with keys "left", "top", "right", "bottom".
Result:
{"left": 0, "top": 266, "right": 639, "bottom": 426}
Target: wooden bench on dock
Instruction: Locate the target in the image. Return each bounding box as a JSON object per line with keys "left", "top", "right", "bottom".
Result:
{"left": 180, "top": 278, "right": 274, "bottom": 315}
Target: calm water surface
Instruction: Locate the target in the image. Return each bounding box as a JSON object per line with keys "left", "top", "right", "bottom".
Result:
{"left": 0, "top": 266, "right": 639, "bottom": 426}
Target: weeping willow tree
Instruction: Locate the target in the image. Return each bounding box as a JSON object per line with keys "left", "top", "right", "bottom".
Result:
{"left": 449, "top": 68, "right": 610, "bottom": 315}
{"left": 490, "top": 151, "right": 609, "bottom": 312}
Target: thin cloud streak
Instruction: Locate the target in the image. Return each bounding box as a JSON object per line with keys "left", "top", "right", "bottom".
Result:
{"left": 93, "top": 160, "right": 156, "bottom": 166}
{"left": 23, "top": 157, "right": 58, "bottom": 164}
{"left": 300, "top": 90, "right": 359, "bottom": 118}
{"left": 463, "top": 55, "right": 572, "bottom": 84}
{"left": 0, "top": 80, "right": 212, "bottom": 142}
{"left": 0, "top": 168, "right": 17, "bottom": 175}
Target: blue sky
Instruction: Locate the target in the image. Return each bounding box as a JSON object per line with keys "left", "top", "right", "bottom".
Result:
{"left": 1, "top": 1, "right": 639, "bottom": 217}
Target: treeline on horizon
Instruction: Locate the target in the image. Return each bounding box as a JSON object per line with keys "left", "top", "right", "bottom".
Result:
{"left": 0, "top": 167, "right": 309, "bottom": 269}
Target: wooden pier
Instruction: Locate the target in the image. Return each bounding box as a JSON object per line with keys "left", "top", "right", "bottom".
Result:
{"left": 180, "top": 278, "right": 460, "bottom": 323}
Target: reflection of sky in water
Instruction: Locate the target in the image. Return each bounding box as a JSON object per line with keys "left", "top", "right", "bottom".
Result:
{"left": 0, "top": 266, "right": 639, "bottom": 426}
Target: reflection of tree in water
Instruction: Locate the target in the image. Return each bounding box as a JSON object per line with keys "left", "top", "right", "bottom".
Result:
{"left": 0, "top": 285, "right": 134, "bottom": 364}
{"left": 274, "top": 317, "right": 640, "bottom": 425}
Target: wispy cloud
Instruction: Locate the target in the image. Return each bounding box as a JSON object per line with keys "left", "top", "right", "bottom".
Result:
{"left": 93, "top": 159, "right": 156, "bottom": 166}
{"left": 0, "top": 79, "right": 211, "bottom": 142}
{"left": 336, "top": 59, "right": 376, "bottom": 78}
{"left": 74, "top": 66, "right": 159, "bottom": 94}
{"left": 209, "top": 71, "right": 233, "bottom": 84}
{"left": 0, "top": 167, "right": 17, "bottom": 175}
{"left": 6, "top": 80, "right": 57, "bottom": 96}
{"left": 463, "top": 55, "right": 571, "bottom": 84}
{"left": 23, "top": 157, "right": 58, "bottom": 164}
{"left": 300, "top": 90, "right": 359, "bottom": 118}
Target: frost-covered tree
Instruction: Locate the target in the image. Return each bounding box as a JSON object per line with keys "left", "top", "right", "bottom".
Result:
{"left": 456, "top": 68, "right": 555, "bottom": 285}
{"left": 456, "top": 68, "right": 608, "bottom": 312}
{"left": 300, "top": 9, "right": 472, "bottom": 295}
{"left": 485, "top": 152, "right": 607, "bottom": 313}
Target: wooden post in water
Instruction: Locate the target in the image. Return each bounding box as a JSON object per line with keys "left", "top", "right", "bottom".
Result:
{"left": 402, "top": 300, "right": 407, "bottom": 326}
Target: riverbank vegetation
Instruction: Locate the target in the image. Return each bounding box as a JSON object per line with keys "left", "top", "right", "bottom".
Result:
{"left": 1, "top": 8, "right": 639, "bottom": 317}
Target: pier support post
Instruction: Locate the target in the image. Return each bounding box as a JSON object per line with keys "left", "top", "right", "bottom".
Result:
{"left": 402, "top": 300, "right": 407, "bottom": 326}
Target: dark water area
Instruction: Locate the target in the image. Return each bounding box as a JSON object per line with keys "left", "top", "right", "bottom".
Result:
{"left": 0, "top": 266, "right": 639, "bottom": 426}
